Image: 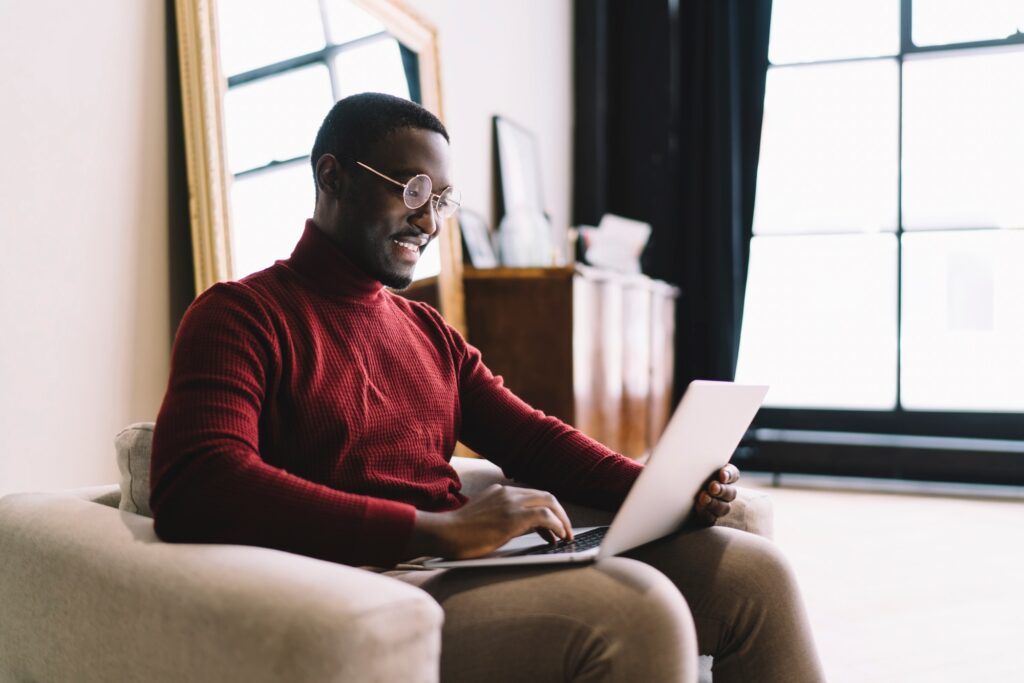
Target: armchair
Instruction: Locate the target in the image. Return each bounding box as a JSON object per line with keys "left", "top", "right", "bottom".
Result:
{"left": 0, "top": 424, "right": 773, "bottom": 682}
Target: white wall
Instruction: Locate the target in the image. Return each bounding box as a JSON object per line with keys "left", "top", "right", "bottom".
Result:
{"left": 408, "top": 0, "right": 574, "bottom": 237}
{"left": 0, "top": 1, "right": 170, "bottom": 494}
{"left": 0, "top": 0, "right": 573, "bottom": 495}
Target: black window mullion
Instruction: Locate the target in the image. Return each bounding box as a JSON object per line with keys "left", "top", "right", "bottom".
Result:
{"left": 226, "top": 32, "right": 389, "bottom": 89}
{"left": 316, "top": 0, "right": 340, "bottom": 102}
{"left": 233, "top": 155, "right": 309, "bottom": 181}
{"left": 895, "top": 49, "right": 904, "bottom": 414}
{"left": 900, "top": 0, "right": 913, "bottom": 54}
{"left": 905, "top": 33, "right": 1024, "bottom": 54}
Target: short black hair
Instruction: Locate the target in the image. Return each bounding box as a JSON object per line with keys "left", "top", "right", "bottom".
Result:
{"left": 310, "top": 92, "right": 449, "bottom": 193}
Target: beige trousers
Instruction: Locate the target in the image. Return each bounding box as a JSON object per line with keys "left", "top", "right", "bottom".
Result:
{"left": 389, "top": 524, "right": 825, "bottom": 683}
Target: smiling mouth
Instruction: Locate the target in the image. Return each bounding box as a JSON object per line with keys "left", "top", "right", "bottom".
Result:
{"left": 393, "top": 239, "right": 422, "bottom": 254}
{"left": 391, "top": 236, "right": 429, "bottom": 261}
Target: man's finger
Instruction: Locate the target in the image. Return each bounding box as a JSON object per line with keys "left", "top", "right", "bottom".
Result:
{"left": 714, "top": 483, "right": 737, "bottom": 503}
{"left": 719, "top": 464, "right": 740, "bottom": 484}
{"left": 705, "top": 497, "right": 731, "bottom": 518}
{"left": 517, "top": 488, "right": 573, "bottom": 541}
{"left": 697, "top": 491, "right": 731, "bottom": 518}
{"left": 542, "top": 493, "right": 574, "bottom": 541}
{"left": 535, "top": 527, "right": 558, "bottom": 544}
{"left": 519, "top": 506, "right": 568, "bottom": 540}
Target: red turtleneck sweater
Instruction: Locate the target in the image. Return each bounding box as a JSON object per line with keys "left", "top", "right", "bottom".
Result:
{"left": 151, "top": 221, "right": 642, "bottom": 567}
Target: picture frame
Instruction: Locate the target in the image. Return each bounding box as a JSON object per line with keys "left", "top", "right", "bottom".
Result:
{"left": 459, "top": 209, "right": 498, "bottom": 268}
{"left": 493, "top": 115, "right": 545, "bottom": 215}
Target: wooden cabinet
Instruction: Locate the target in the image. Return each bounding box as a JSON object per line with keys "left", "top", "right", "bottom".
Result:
{"left": 463, "top": 266, "right": 679, "bottom": 459}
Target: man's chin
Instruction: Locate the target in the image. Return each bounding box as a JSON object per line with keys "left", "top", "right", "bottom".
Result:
{"left": 380, "top": 270, "right": 415, "bottom": 290}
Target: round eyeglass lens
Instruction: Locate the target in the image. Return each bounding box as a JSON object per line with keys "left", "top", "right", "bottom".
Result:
{"left": 403, "top": 174, "right": 432, "bottom": 209}
{"left": 437, "top": 186, "right": 462, "bottom": 219}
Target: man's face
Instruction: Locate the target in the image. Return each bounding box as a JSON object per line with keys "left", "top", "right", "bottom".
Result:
{"left": 331, "top": 127, "right": 451, "bottom": 290}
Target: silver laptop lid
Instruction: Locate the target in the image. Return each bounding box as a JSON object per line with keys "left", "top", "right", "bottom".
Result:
{"left": 598, "top": 381, "right": 768, "bottom": 559}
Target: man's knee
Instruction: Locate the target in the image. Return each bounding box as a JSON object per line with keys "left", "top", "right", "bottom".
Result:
{"left": 709, "top": 526, "right": 801, "bottom": 600}
{"left": 587, "top": 558, "right": 699, "bottom": 681}
{"left": 434, "top": 558, "right": 699, "bottom": 682}
{"left": 593, "top": 556, "right": 694, "bottom": 630}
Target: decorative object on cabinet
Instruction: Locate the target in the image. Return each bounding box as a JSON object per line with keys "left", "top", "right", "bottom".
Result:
{"left": 459, "top": 209, "right": 498, "bottom": 268}
{"left": 493, "top": 115, "right": 567, "bottom": 267}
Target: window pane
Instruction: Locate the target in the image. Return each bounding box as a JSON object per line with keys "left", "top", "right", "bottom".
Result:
{"left": 902, "top": 49, "right": 1024, "bottom": 230}
{"left": 332, "top": 38, "right": 411, "bottom": 101}
{"left": 735, "top": 234, "right": 898, "bottom": 410}
{"left": 769, "top": 0, "right": 900, "bottom": 64}
{"left": 224, "top": 64, "right": 334, "bottom": 174}
{"left": 230, "top": 162, "right": 312, "bottom": 279}
{"left": 913, "top": 0, "right": 1024, "bottom": 46}
{"left": 217, "top": 0, "right": 325, "bottom": 77}
{"left": 901, "top": 230, "right": 1024, "bottom": 412}
{"left": 322, "top": 0, "right": 387, "bottom": 45}
{"left": 754, "top": 61, "right": 899, "bottom": 235}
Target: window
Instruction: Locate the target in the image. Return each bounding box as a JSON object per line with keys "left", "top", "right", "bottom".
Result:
{"left": 735, "top": 0, "right": 1024, "bottom": 447}
{"left": 216, "top": 0, "right": 439, "bottom": 280}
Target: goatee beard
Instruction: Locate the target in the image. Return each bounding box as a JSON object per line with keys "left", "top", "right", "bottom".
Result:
{"left": 381, "top": 272, "right": 414, "bottom": 290}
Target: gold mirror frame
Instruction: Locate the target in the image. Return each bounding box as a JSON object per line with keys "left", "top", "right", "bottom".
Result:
{"left": 174, "top": 0, "right": 465, "bottom": 332}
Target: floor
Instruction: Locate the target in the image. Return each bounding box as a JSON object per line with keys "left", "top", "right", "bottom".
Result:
{"left": 742, "top": 477, "right": 1024, "bottom": 682}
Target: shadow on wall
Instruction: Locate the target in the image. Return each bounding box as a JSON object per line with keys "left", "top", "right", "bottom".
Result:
{"left": 165, "top": 0, "right": 196, "bottom": 342}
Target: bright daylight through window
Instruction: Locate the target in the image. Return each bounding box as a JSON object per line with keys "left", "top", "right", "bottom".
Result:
{"left": 735, "top": 0, "right": 1024, "bottom": 416}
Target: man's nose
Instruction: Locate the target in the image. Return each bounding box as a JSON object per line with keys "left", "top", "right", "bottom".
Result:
{"left": 410, "top": 202, "right": 438, "bottom": 236}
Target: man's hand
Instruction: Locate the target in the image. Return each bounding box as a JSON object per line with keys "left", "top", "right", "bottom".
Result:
{"left": 406, "top": 484, "right": 574, "bottom": 560}
{"left": 693, "top": 463, "right": 740, "bottom": 527}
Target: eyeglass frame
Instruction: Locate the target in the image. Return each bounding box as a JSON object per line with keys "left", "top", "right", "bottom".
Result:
{"left": 355, "top": 160, "right": 461, "bottom": 219}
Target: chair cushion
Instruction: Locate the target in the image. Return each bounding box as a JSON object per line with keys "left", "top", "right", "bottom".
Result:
{"left": 115, "top": 422, "right": 155, "bottom": 517}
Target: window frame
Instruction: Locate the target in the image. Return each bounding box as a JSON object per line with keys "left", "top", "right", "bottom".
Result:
{"left": 743, "top": 0, "right": 1024, "bottom": 483}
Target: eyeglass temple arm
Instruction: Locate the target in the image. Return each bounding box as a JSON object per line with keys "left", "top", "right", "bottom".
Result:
{"left": 355, "top": 160, "right": 456, "bottom": 207}
{"left": 355, "top": 161, "right": 404, "bottom": 189}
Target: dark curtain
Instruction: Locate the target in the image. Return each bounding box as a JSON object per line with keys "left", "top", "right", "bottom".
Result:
{"left": 574, "top": 0, "right": 772, "bottom": 402}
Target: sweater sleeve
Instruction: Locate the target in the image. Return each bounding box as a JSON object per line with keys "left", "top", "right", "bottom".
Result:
{"left": 150, "top": 283, "right": 416, "bottom": 568}
{"left": 443, "top": 318, "right": 643, "bottom": 511}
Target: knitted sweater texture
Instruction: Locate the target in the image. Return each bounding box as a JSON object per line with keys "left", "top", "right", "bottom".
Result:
{"left": 151, "top": 221, "right": 642, "bottom": 567}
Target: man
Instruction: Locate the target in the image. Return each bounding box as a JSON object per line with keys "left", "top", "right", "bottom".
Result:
{"left": 151, "top": 92, "right": 824, "bottom": 682}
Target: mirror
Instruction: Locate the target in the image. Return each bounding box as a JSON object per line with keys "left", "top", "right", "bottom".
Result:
{"left": 174, "top": 0, "right": 465, "bottom": 330}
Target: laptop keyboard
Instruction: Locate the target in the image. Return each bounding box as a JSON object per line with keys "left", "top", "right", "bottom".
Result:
{"left": 518, "top": 526, "right": 609, "bottom": 556}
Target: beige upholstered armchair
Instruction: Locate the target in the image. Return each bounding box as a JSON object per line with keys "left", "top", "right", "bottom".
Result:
{"left": 0, "top": 423, "right": 773, "bottom": 682}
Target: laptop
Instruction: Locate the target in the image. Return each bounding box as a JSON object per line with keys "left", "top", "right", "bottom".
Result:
{"left": 423, "top": 380, "right": 769, "bottom": 569}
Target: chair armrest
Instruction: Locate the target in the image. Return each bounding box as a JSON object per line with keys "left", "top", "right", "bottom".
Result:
{"left": 0, "top": 493, "right": 442, "bottom": 683}
{"left": 716, "top": 487, "right": 774, "bottom": 539}
{"left": 64, "top": 483, "right": 123, "bottom": 508}
{"left": 450, "top": 455, "right": 512, "bottom": 497}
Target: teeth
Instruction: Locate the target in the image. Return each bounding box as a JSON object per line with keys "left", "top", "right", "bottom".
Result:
{"left": 393, "top": 239, "right": 420, "bottom": 254}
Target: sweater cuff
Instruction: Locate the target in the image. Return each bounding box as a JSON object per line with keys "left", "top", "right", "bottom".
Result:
{"left": 359, "top": 497, "right": 419, "bottom": 567}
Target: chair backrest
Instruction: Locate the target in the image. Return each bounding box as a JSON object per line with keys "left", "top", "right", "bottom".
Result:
{"left": 115, "top": 422, "right": 156, "bottom": 517}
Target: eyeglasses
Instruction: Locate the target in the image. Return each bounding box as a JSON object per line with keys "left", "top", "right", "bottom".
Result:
{"left": 355, "top": 161, "right": 462, "bottom": 220}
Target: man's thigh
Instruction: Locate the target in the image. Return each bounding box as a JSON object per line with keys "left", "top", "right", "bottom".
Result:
{"left": 624, "top": 526, "right": 789, "bottom": 621}
{"left": 388, "top": 557, "right": 699, "bottom": 683}
{"left": 623, "top": 526, "right": 824, "bottom": 682}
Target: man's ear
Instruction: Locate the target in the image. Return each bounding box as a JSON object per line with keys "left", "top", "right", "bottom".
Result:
{"left": 315, "top": 154, "right": 347, "bottom": 198}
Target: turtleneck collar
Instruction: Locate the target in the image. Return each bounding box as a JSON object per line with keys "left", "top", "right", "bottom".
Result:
{"left": 282, "top": 220, "right": 385, "bottom": 302}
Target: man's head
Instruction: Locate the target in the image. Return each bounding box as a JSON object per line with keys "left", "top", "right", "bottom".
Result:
{"left": 310, "top": 93, "right": 452, "bottom": 290}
